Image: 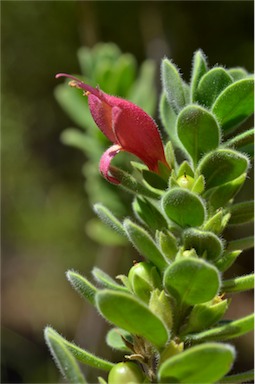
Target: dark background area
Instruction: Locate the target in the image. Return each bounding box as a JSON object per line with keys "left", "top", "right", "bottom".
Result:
{"left": 2, "top": 1, "right": 254, "bottom": 383}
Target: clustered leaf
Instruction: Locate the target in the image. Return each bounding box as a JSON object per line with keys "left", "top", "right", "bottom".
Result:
{"left": 46, "top": 46, "right": 254, "bottom": 384}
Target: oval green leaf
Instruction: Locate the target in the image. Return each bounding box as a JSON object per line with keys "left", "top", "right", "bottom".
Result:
{"left": 191, "top": 49, "right": 208, "bottom": 102}
{"left": 44, "top": 327, "right": 87, "bottom": 383}
{"left": 133, "top": 196, "right": 168, "bottom": 231}
{"left": 94, "top": 203, "right": 126, "bottom": 238}
{"left": 163, "top": 258, "right": 220, "bottom": 305}
{"left": 96, "top": 290, "right": 169, "bottom": 348}
{"left": 205, "top": 173, "right": 246, "bottom": 211}
{"left": 177, "top": 105, "right": 220, "bottom": 165}
{"left": 162, "top": 188, "right": 206, "bottom": 228}
{"left": 158, "top": 342, "right": 235, "bottom": 383}
{"left": 228, "top": 201, "right": 254, "bottom": 225}
{"left": 66, "top": 270, "right": 98, "bottom": 306}
{"left": 185, "top": 313, "right": 254, "bottom": 342}
{"left": 92, "top": 267, "right": 128, "bottom": 292}
{"left": 196, "top": 67, "right": 233, "bottom": 108}
{"left": 123, "top": 219, "right": 168, "bottom": 271}
{"left": 198, "top": 149, "right": 249, "bottom": 190}
{"left": 106, "top": 328, "right": 133, "bottom": 352}
{"left": 212, "top": 78, "right": 254, "bottom": 132}
{"left": 182, "top": 228, "right": 223, "bottom": 260}
{"left": 161, "top": 58, "right": 186, "bottom": 113}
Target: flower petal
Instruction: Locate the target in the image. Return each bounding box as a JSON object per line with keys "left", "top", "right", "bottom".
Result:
{"left": 88, "top": 95, "right": 116, "bottom": 143}
{"left": 99, "top": 144, "right": 122, "bottom": 184}
{"left": 112, "top": 104, "right": 167, "bottom": 172}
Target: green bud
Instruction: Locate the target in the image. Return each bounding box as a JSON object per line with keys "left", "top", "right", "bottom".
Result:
{"left": 177, "top": 173, "right": 194, "bottom": 189}
{"left": 176, "top": 246, "right": 198, "bottom": 260}
{"left": 180, "top": 297, "right": 228, "bottom": 335}
{"left": 108, "top": 362, "right": 146, "bottom": 384}
{"left": 128, "top": 262, "right": 161, "bottom": 303}
{"left": 203, "top": 210, "right": 231, "bottom": 234}
{"left": 149, "top": 289, "right": 173, "bottom": 329}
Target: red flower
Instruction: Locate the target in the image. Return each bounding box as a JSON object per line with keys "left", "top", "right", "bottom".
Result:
{"left": 56, "top": 74, "right": 169, "bottom": 184}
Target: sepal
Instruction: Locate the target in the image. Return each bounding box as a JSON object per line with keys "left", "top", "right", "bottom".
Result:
{"left": 149, "top": 289, "right": 173, "bottom": 329}
{"left": 156, "top": 230, "right": 178, "bottom": 261}
{"left": 180, "top": 298, "right": 228, "bottom": 335}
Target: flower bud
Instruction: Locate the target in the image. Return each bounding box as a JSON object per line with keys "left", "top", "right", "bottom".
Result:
{"left": 108, "top": 362, "right": 146, "bottom": 384}
{"left": 128, "top": 262, "right": 161, "bottom": 303}
{"left": 149, "top": 289, "right": 173, "bottom": 329}
{"left": 180, "top": 297, "right": 228, "bottom": 335}
{"left": 177, "top": 173, "right": 194, "bottom": 189}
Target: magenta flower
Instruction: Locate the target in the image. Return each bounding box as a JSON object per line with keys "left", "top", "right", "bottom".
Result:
{"left": 56, "top": 74, "right": 169, "bottom": 184}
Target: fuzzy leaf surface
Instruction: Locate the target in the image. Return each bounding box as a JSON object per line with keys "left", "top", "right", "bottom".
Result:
{"left": 162, "top": 188, "right": 206, "bottom": 228}
{"left": 66, "top": 270, "right": 98, "bottom": 305}
{"left": 198, "top": 149, "right": 249, "bottom": 190}
{"left": 191, "top": 49, "right": 208, "bottom": 102}
{"left": 161, "top": 58, "right": 186, "bottom": 113}
{"left": 44, "top": 327, "right": 86, "bottom": 383}
{"left": 96, "top": 290, "right": 169, "bottom": 348}
{"left": 212, "top": 78, "right": 254, "bottom": 132}
{"left": 163, "top": 258, "right": 220, "bottom": 305}
{"left": 222, "top": 274, "right": 254, "bottom": 293}
{"left": 182, "top": 228, "right": 223, "bottom": 260}
{"left": 158, "top": 342, "right": 235, "bottom": 384}
{"left": 177, "top": 105, "right": 220, "bottom": 165}
{"left": 228, "top": 201, "right": 254, "bottom": 225}
{"left": 124, "top": 219, "right": 168, "bottom": 270}
{"left": 185, "top": 313, "right": 254, "bottom": 342}
{"left": 196, "top": 67, "right": 233, "bottom": 108}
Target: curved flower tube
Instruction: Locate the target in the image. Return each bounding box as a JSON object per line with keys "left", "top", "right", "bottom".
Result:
{"left": 56, "top": 73, "right": 169, "bottom": 184}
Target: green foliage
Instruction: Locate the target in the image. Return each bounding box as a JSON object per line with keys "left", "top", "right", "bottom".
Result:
{"left": 123, "top": 219, "right": 168, "bottom": 271}
{"left": 182, "top": 228, "right": 223, "bottom": 261}
{"left": 157, "top": 343, "right": 235, "bottom": 383}
{"left": 96, "top": 290, "right": 169, "bottom": 348}
{"left": 177, "top": 105, "right": 220, "bottom": 165}
{"left": 163, "top": 258, "right": 220, "bottom": 305}
{"left": 66, "top": 270, "right": 98, "bottom": 305}
{"left": 212, "top": 78, "right": 254, "bottom": 133}
{"left": 46, "top": 46, "right": 254, "bottom": 383}
{"left": 44, "top": 327, "right": 87, "bottom": 383}
{"left": 162, "top": 188, "right": 206, "bottom": 227}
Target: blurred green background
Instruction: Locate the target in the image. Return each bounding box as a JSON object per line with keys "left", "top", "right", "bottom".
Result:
{"left": 2, "top": 1, "right": 254, "bottom": 383}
